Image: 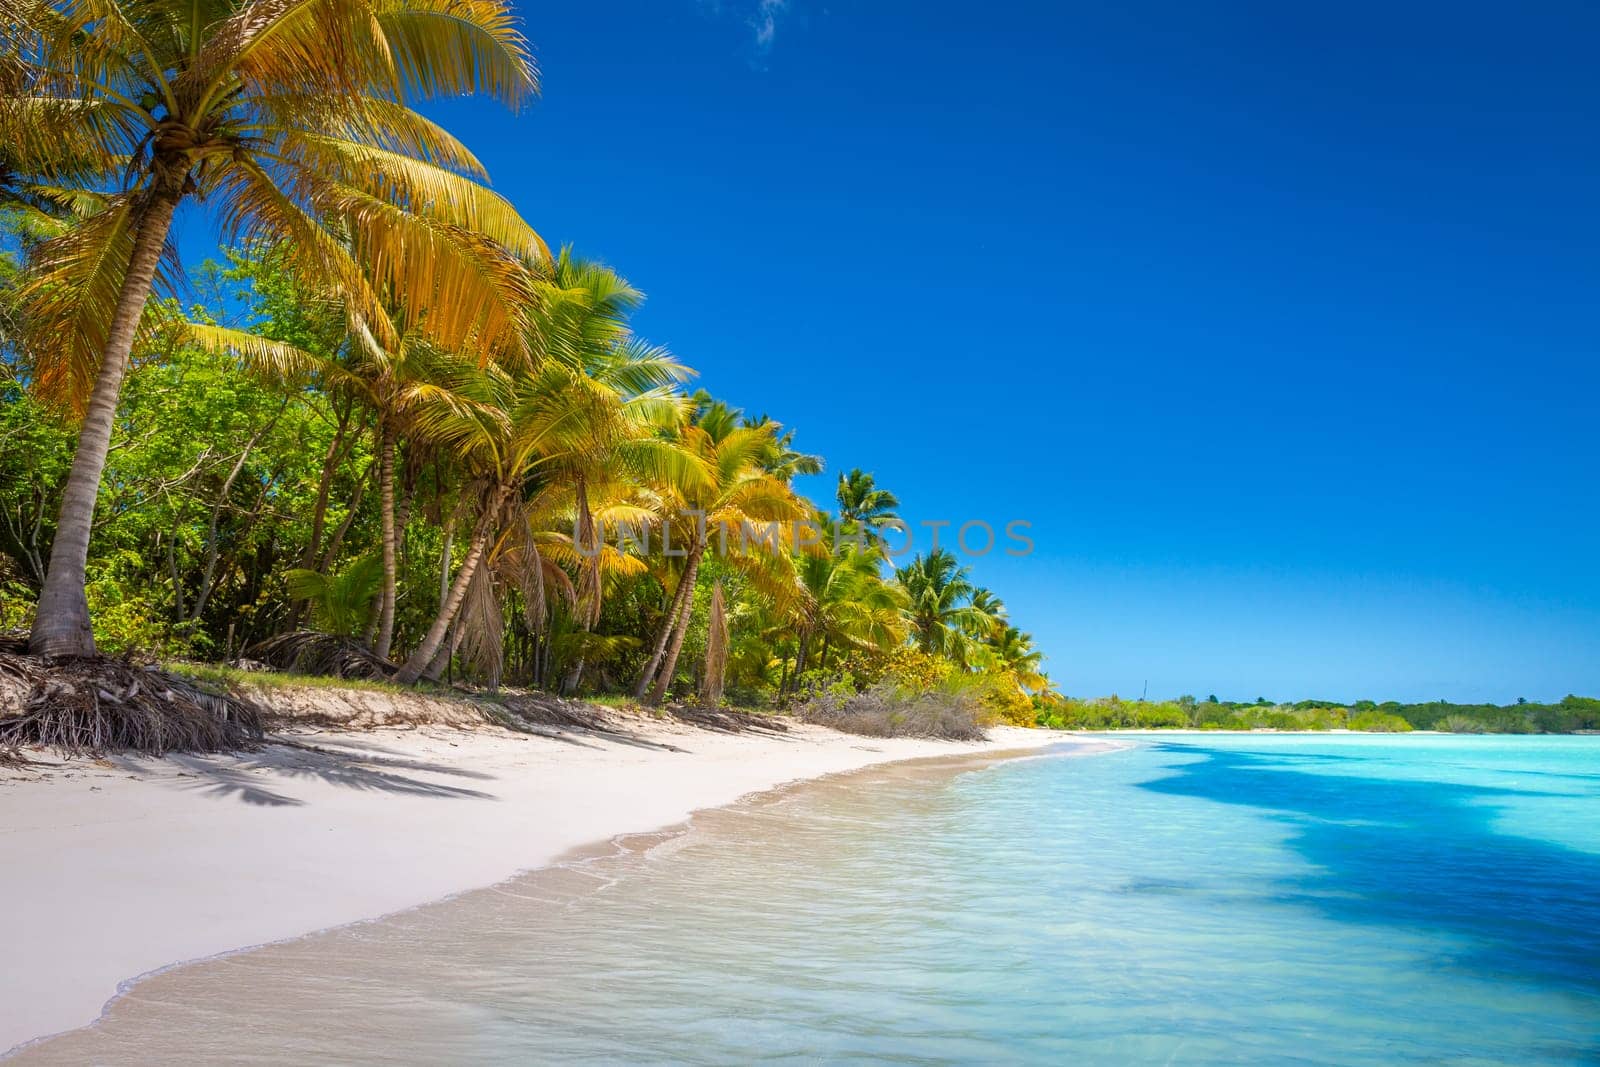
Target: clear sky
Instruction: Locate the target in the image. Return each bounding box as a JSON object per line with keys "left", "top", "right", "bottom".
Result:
{"left": 187, "top": 0, "right": 1600, "bottom": 702}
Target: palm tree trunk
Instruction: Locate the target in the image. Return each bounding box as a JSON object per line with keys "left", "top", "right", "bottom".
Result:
{"left": 374, "top": 421, "right": 398, "bottom": 659}
{"left": 647, "top": 542, "right": 704, "bottom": 706}
{"left": 422, "top": 615, "right": 465, "bottom": 683}
{"left": 30, "top": 194, "right": 180, "bottom": 658}
{"left": 632, "top": 554, "right": 696, "bottom": 700}
{"left": 318, "top": 456, "right": 371, "bottom": 573}
{"left": 289, "top": 406, "right": 348, "bottom": 629}
{"left": 437, "top": 516, "right": 455, "bottom": 606}
{"left": 793, "top": 626, "right": 813, "bottom": 690}
{"left": 560, "top": 660, "right": 584, "bottom": 695}
{"left": 700, "top": 580, "right": 728, "bottom": 705}
{"left": 306, "top": 400, "right": 352, "bottom": 562}
{"left": 394, "top": 486, "right": 505, "bottom": 684}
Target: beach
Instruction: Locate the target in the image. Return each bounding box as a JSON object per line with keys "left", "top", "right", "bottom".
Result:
{"left": 0, "top": 710, "right": 1060, "bottom": 1055}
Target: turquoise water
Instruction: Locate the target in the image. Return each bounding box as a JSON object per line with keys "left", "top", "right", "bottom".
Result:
{"left": 21, "top": 735, "right": 1600, "bottom": 1064}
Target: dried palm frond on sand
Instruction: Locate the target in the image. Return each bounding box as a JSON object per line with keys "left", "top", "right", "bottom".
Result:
{"left": 243, "top": 632, "right": 398, "bottom": 681}
{"left": 665, "top": 702, "right": 790, "bottom": 735}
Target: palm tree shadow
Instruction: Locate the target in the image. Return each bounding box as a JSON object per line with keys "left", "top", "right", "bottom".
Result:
{"left": 274, "top": 737, "right": 499, "bottom": 780}
{"left": 1138, "top": 743, "right": 1600, "bottom": 998}
{"left": 114, "top": 743, "right": 501, "bottom": 807}
{"left": 489, "top": 716, "right": 689, "bottom": 753}
{"left": 109, "top": 716, "right": 703, "bottom": 806}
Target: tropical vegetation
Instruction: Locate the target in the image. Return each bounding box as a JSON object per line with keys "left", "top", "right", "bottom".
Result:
{"left": 0, "top": 0, "right": 1057, "bottom": 751}
{"left": 7, "top": 0, "right": 1573, "bottom": 752}
{"left": 1036, "top": 694, "right": 1600, "bottom": 734}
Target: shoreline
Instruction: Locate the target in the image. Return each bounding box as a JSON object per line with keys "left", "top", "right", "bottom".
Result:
{"left": 0, "top": 715, "right": 1090, "bottom": 1055}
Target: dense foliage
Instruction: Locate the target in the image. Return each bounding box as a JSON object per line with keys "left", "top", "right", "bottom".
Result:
{"left": 0, "top": 235, "right": 1055, "bottom": 712}
{"left": 1036, "top": 695, "right": 1600, "bottom": 734}
{"left": 0, "top": 0, "right": 1052, "bottom": 717}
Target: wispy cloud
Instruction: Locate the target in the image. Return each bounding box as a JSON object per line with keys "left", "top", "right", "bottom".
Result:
{"left": 750, "top": 0, "right": 788, "bottom": 52}
{"left": 697, "top": 0, "right": 793, "bottom": 58}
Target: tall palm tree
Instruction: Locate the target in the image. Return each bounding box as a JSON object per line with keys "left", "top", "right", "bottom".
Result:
{"left": 466, "top": 259, "right": 701, "bottom": 691}
{"left": 6, "top": 0, "right": 542, "bottom": 657}
{"left": 966, "top": 587, "right": 1008, "bottom": 642}
{"left": 982, "top": 624, "right": 1050, "bottom": 697}
{"left": 742, "top": 412, "right": 823, "bottom": 482}
{"left": 634, "top": 413, "right": 809, "bottom": 705}
{"left": 787, "top": 531, "right": 908, "bottom": 687}
{"left": 836, "top": 468, "right": 901, "bottom": 541}
{"left": 426, "top": 252, "right": 691, "bottom": 676}
{"left": 190, "top": 282, "right": 535, "bottom": 661}
{"left": 394, "top": 312, "right": 702, "bottom": 684}
{"left": 894, "top": 548, "right": 989, "bottom": 665}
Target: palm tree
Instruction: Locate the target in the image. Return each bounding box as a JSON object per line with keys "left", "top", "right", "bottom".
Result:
{"left": 384, "top": 358, "right": 531, "bottom": 684}
{"left": 836, "top": 468, "right": 901, "bottom": 542}
{"left": 521, "top": 253, "right": 692, "bottom": 626}
{"left": 7, "top": 0, "right": 542, "bottom": 657}
{"left": 469, "top": 260, "right": 702, "bottom": 692}
{"left": 190, "top": 284, "right": 535, "bottom": 661}
{"left": 975, "top": 624, "right": 1049, "bottom": 696}
{"left": 394, "top": 298, "right": 702, "bottom": 685}
{"left": 742, "top": 412, "right": 823, "bottom": 482}
{"left": 895, "top": 548, "right": 989, "bottom": 664}
{"left": 966, "top": 587, "right": 1008, "bottom": 642}
{"left": 634, "top": 412, "right": 809, "bottom": 705}
{"left": 787, "top": 530, "right": 908, "bottom": 689}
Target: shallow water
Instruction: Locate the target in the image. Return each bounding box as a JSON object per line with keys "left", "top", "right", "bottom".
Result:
{"left": 18, "top": 735, "right": 1600, "bottom": 1064}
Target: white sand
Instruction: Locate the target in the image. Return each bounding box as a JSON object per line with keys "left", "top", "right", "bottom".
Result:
{"left": 0, "top": 714, "right": 1077, "bottom": 1054}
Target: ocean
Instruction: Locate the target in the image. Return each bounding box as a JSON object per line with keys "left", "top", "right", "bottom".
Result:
{"left": 18, "top": 734, "right": 1600, "bottom": 1064}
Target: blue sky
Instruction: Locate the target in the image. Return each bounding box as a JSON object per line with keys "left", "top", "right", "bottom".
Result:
{"left": 186, "top": 0, "right": 1600, "bottom": 701}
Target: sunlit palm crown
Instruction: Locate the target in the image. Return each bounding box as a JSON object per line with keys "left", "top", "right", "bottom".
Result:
{"left": 794, "top": 529, "right": 909, "bottom": 653}
{"left": 984, "top": 624, "right": 1049, "bottom": 694}
{"left": 402, "top": 255, "right": 700, "bottom": 495}
{"left": 836, "top": 467, "right": 900, "bottom": 530}
{"left": 895, "top": 548, "right": 998, "bottom": 665}
{"left": 3, "top": 0, "right": 545, "bottom": 408}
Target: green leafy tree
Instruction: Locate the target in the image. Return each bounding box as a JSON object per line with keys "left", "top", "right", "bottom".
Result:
{"left": 6, "top": 0, "right": 542, "bottom": 657}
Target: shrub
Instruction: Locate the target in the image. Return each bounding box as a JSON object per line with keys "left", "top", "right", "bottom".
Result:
{"left": 87, "top": 579, "right": 191, "bottom": 658}
{"left": 1348, "top": 710, "right": 1413, "bottom": 733}
{"left": 799, "top": 680, "right": 989, "bottom": 740}
{"left": 1437, "top": 715, "right": 1488, "bottom": 733}
{"left": 974, "top": 670, "right": 1037, "bottom": 727}
{"left": 0, "top": 579, "right": 35, "bottom": 632}
{"left": 884, "top": 648, "right": 955, "bottom": 691}
{"left": 1136, "top": 704, "right": 1188, "bottom": 729}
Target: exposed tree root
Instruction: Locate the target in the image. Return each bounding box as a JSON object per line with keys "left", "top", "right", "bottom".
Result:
{"left": 243, "top": 631, "right": 397, "bottom": 681}
{"left": 0, "top": 636, "right": 264, "bottom": 756}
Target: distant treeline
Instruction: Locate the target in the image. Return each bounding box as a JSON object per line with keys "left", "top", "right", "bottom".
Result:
{"left": 1037, "top": 694, "right": 1600, "bottom": 734}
